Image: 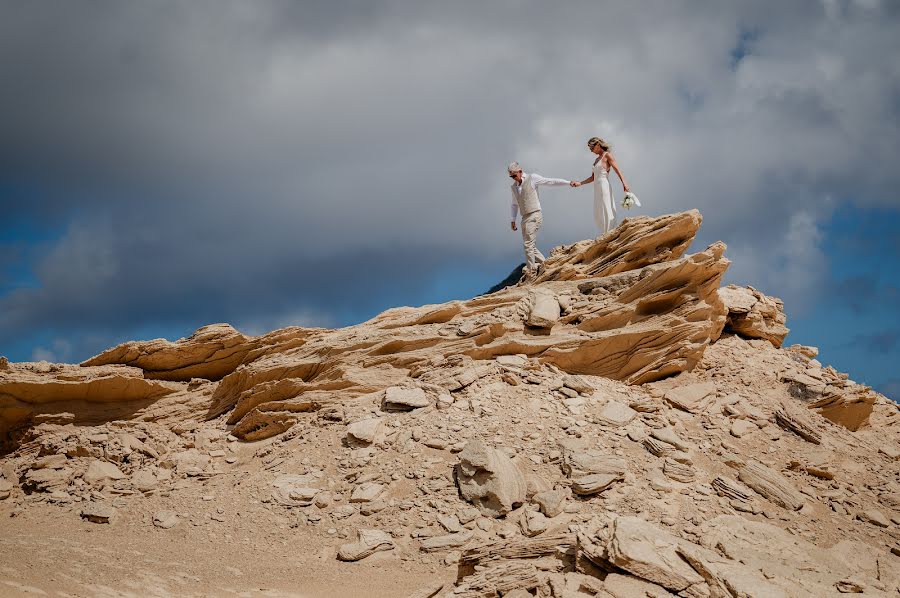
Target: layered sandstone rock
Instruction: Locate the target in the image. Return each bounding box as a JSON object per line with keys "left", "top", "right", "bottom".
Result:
{"left": 1, "top": 209, "right": 899, "bottom": 598}
{"left": 532, "top": 209, "right": 703, "bottom": 283}
{"left": 81, "top": 323, "right": 314, "bottom": 382}
{"left": 719, "top": 284, "right": 789, "bottom": 347}
{"left": 198, "top": 215, "right": 729, "bottom": 440}
{"left": 0, "top": 362, "right": 189, "bottom": 450}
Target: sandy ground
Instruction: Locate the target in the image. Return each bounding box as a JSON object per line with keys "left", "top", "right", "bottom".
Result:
{"left": 0, "top": 504, "right": 448, "bottom": 598}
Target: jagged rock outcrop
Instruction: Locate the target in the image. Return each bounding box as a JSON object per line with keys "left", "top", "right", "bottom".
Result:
{"left": 719, "top": 284, "right": 789, "bottom": 347}
{"left": 0, "top": 362, "right": 189, "bottom": 450}
{"left": 532, "top": 210, "right": 703, "bottom": 283}
{"left": 81, "top": 323, "right": 312, "bottom": 382}
{"left": 193, "top": 213, "right": 729, "bottom": 440}
{"left": 3, "top": 209, "right": 900, "bottom": 598}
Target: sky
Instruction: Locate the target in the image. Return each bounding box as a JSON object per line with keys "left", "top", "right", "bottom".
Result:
{"left": 0, "top": 1, "right": 899, "bottom": 401}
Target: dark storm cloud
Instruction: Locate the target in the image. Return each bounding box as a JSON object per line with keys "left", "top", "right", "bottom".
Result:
{"left": 1, "top": 0, "right": 900, "bottom": 361}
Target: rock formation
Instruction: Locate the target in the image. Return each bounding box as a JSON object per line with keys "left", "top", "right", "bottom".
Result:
{"left": 719, "top": 284, "right": 789, "bottom": 347}
{"left": 1, "top": 210, "right": 899, "bottom": 597}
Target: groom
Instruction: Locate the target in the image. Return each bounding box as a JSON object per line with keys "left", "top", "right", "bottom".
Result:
{"left": 508, "top": 162, "right": 572, "bottom": 275}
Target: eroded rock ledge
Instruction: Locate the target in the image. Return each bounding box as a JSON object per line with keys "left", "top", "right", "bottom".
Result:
{"left": 0, "top": 210, "right": 886, "bottom": 447}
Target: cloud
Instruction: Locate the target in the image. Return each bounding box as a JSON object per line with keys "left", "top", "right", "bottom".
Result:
{"left": 1, "top": 1, "right": 900, "bottom": 362}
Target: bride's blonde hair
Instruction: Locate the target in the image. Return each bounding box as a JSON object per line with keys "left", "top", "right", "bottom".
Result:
{"left": 587, "top": 137, "right": 611, "bottom": 152}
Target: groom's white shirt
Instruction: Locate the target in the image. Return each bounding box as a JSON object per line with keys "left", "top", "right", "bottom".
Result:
{"left": 510, "top": 173, "right": 571, "bottom": 222}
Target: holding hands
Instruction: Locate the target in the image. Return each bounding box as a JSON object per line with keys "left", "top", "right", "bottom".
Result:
{"left": 570, "top": 180, "right": 581, "bottom": 187}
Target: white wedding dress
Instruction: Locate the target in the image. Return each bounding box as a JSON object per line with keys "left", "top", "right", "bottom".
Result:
{"left": 593, "top": 152, "right": 616, "bottom": 234}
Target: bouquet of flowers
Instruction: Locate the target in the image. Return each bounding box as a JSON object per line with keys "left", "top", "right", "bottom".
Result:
{"left": 621, "top": 191, "right": 642, "bottom": 209}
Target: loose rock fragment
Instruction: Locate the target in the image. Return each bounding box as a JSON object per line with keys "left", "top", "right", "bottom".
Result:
{"left": 153, "top": 510, "right": 179, "bottom": 529}
{"left": 337, "top": 529, "right": 395, "bottom": 561}
{"left": 737, "top": 460, "right": 805, "bottom": 511}
{"left": 80, "top": 502, "right": 117, "bottom": 524}
{"left": 382, "top": 387, "right": 430, "bottom": 411}
{"left": 455, "top": 439, "right": 526, "bottom": 518}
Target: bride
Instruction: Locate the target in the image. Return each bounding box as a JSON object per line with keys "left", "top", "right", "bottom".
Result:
{"left": 571, "top": 137, "right": 631, "bottom": 234}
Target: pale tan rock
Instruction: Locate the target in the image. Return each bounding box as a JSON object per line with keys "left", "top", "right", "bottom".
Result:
{"left": 0, "top": 363, "right": 181, "bottom": 447}
{"left": 153, "top": 510, "right": 179, "bottom": 529}
{"left": 605, "top": 516, "right": 705, "bottom": 591}
{"left": 698, "top": 515, "right": 873, "bottom": 596}
{"left": 602, "top": 573, "right": 677, "bottom": 597}
{"left": 131, "top": 469, "right": 158, "bottom": 492}
{"left": 662, "top": 458, "right": 695, "bottom": 483}
{"left": 455, "top": 439, "right": 526, "bottom": 517}
{"left": 649, "top": 428, "right": 690, "bottom": 451}
{"left": 520, "top": 510, "right": 549, "bottom": 537}
{"left": 856, "top": 509, "right": 889, "bottom": 528}
{"left": 774, "top": 404, "right": 822, "bottom": 444}
{"left": 718, "top": 285, "right": 789, "bottom": 347}
{"left": 0, "top": 478, "right": 13, "bottom": 500}
{"left": 729, "top": 419, "right": 757, "bottom": 438}
{"left": 525, "top": 289, "right": 560, "bottom": 329}
{"left": 82, "top": 323, "right": 258, "bottom": 381}
{"left": 80, "top": 502, "right": 117, "bottom": 524}
{"left": 533, "top": 489, "right": 567, "bottom": 518}
{"left": 533, "top": 210, "right": 704, "bottom": 283}
{"left": 337, "top": 529, "right": 395, "bottom": 561}
{"left": 711, "top": 476, "right": 753, "bottom": 502}
{"left": 781, "top": 371, "right": 875, "bottom": 431}
{"left": 382, "top": 386, "right": 430, "bottom": 411}
{"left": 737, "top": 460, "right": 804, "bottom": 511}
{"left": 663, "top": 382, "right": 716, "bottom": 413}
{"left": 347, "top": 418, "right": 384, "bottom": 444}
{"left": 595, "top": 401, "right": 638, "bottom": 427}
{"left": 571, "top": 473, "right": 621, "bottom": 495}
{"left": 350, "top": 482, "right": 384, "bottom": 503}
{"left": 82, "top": 460, "right": 126, "bottom": 485}
{"left": 420, "top": 530, "right": 474, "bottom": 552}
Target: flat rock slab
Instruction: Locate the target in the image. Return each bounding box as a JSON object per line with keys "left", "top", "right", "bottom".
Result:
{"left": 382, "top": 387, "right": 430, "bottom": 411}
{"left": 420, "top": 530, "right": 474, "bottom": 552}
{"left": 606, "top": 516, "right": 704, "bottom": 591}
{"left": 347, "top": 418, "right": 384, "bottom": 444}
{"left": 153, "top": 510, "right": 179, "bottom": 529}
{"left": 83, "top": 460, "right": 126, "bottom": 484}
{"left": 350, "top": 482, "right": 384, "bottom": 503}
{"left": 81, "top": 502, "right": 117, "bottom": 524}
{"left": 663, "top": 382, "right": 716, "bottom": 413}
{"left": 595, "top": 400, "right": 638, "bottom": 427}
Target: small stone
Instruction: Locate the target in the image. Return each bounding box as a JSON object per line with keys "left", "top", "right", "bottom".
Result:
{"left": 856, "top": 509, "right": 889, "bottom": 528}
{"left": 420, "top": 530, "right": 474, "bottom": 552}
{"left": 347, "top": 418, "right": 384, "bottom": 444}
{"left": 437, "top": 514, "right": 463, "bottom": 533}
{"left": 350, "top": 482, "right": 384, "bottom": 503}
{"left": 153, "top": 510, "right": 179, "bottom": 529}
{"left": 520, "top": 510, "right": 549, "bottom": 537}
{"left": 360, "top": 499, "right": 387, "bottom": 516}
{"left": 382, "top": 387, "right": 430, "bottom": 411}
{"left": 595, "top": 401, "right": 638, "bottom": 427}
{"left": 80, "top": 502, "right": 117, "bottom": 524}
{"left": 131, "top": 470, "right": 158, "bottom": 492}
{"left": 533, "top": 489, "right": 567, "bottom": 518}
{"left": 83, "top": 460, "right": 126, "bottom": 485}
{"left": 337, "top": 529, "right": 395, "bottom": 561}
{"left": 730, "top": 419, "right": 757, "bottom": 438}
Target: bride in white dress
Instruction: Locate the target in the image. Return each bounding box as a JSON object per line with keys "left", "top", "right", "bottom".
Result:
{"left": 571, "top": 137, "right": 631, "bottom": 234}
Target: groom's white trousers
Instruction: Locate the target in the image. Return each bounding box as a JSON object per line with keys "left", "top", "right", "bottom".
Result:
{"left": 520, "top": 210, "right": 546, "bottom": 271}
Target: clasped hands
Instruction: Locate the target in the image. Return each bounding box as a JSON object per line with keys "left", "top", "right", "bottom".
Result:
{"left": 569, "top": 181, "right": 581, "bottom": 187}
